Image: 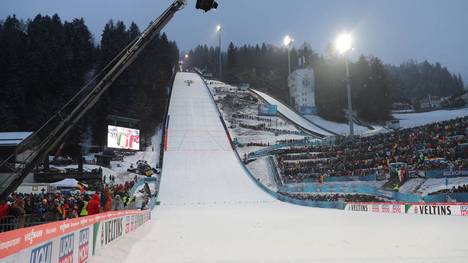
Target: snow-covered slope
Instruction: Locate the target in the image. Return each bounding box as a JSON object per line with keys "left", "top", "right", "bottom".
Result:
{"left": 159, "top": 73, "right": 273, "bottom": 204}
{"left": 251, "top": 89, "right": 335, "bottom": 137}
{"left": 304, "top": 114, "right": 376, "bottom": 136}
{"left": 394, "top": 108, "right": 468, "bottom": 128}
{"left": 91, "top": 72, "right": 468, "bottom": 263}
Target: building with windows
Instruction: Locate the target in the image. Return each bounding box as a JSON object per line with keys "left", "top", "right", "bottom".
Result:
{"left": 288, "top": 68, "right": 316, "bottom": 114}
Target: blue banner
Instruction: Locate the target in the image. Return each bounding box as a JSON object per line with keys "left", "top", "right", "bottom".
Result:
{"left": 258, "top": 104, "right": 277, "bottom": 116}
{"left": 299, "top": 106, "right": 316, "bottom": 115}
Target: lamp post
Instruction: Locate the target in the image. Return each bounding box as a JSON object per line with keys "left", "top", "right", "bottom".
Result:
{"left": 216, "top": 24, "right": 222, "bottom": 80}
{"left": 183, "top": 54, "right": 189, "bottom": 70}
{"left": 283, "top": 35, "right": 294, "bottom": 74}
{"left": 335, "top": 33, "right": 354, "bottom": 136}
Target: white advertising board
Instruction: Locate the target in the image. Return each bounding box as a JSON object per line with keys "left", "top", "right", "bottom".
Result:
{"left": 345, "top": 202, "right": 468, "bottom": 216}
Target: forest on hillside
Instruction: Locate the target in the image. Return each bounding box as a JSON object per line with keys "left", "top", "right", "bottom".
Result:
{"left": 186, "top": 43, "right": 465, "bottom": 122}
{"left": 0, "top": 14, "right": 179, "bottom": 156}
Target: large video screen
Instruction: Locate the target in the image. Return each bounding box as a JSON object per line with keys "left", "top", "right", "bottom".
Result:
{"left": 107, "top": 125, "right": 140, "bottom": 150}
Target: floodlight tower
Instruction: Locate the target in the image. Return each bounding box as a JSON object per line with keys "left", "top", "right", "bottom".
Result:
{"left": 283, "top": 35, "right": 294, "bottom": 74}
{"left": 335, "top": 33, "right": 354, "bottom": 136}
{"left": 216, "top": 24, "right": 222, "bottom": 79}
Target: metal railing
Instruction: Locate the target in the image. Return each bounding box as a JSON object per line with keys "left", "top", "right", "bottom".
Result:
{"left": 0, "top": 214, "right": 51, "bottom": 233}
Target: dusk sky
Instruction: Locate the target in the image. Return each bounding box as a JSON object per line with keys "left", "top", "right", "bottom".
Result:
{"left": 2, "top": 0, "right": 467, "bottom": 82}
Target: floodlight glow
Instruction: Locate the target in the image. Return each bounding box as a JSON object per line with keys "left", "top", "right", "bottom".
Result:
{"left": 335, "top": 33, "right": 352, "bottom": 54}
{"left": 283, "top": 35, "right": 293, "bottom": 47}
{"left": 216, "top": 25, "right": 222, "bottom": 32}
{"left": 185, "top": 54, "right": 189, "bottom": 59}
{"left": 283, "top": 35, "right": 294, "bottom": 46}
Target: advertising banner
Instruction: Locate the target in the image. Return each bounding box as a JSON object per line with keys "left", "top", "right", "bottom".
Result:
{"left": 0, "top": 210, "right": 150, "bottom": 262}
{"left": 93, "top": 211, "right": 150, "bottom": 253}
{"left": 107, "top": 125, "right": 140, "bottom": 150}
{"left": 258, "top": 104, "right": 277, "bottom": 116}
{"left": 404, "top": 203, "right": 467, "bottom": 216}
{"left": 345, "top": 202, "right": 468, "bottom": 216}
{"left": 299, "top": 106, "right": 316, "bottom": 115}
{"left": 442, "top": 170, "right": 468, "bottom": 177}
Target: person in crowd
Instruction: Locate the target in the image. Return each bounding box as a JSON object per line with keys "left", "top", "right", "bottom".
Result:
{"left": 103, "top": 187, "right": 112, "bottom": 212}
{"left": 52, "top": 198, "right": 63, "bottom": 220}
{"left": 0, "top": 200, "right": 10, "bottom": 218}
{"left": 87, "top": 193, "right": 101, "bottom": 215}
{"left": 36, "top": 199, "right": 48, "bottom": 222}
{"left": 9, "top": 197, "right": 26, "bottom": 227}
{"left": 113, "top": 195, "right": 124, "bottom": 211}
{"left": 80, "top": 197, "right": 89, "bottom": 217}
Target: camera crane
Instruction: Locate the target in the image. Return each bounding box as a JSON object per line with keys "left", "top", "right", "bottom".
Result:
{"left": 0, "top": 0, "right": 218, "bottom": 200}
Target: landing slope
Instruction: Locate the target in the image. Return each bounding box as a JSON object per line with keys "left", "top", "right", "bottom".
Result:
{"left": 91, "top": 72, "right": 468, "bottom": 263}
{"left": 158, "top": 73, "right": 274, "bottom": 204}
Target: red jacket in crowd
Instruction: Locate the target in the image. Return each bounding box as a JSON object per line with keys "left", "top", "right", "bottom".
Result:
{"left": 0, "top": 202, "right": 9, "bottom": 217}
{"left": 87, "top": 194, "right": 101, "bottom": 215}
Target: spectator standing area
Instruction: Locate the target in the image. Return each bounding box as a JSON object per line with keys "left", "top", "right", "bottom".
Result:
{"left": 90, "top": 72, "right": 468, "bottom": 263}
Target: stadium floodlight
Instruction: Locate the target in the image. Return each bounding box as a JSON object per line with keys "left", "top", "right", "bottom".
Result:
{"left": 283, "top": 35, "right": 294, "bottom": 47}
{"left": 283, "top": 35, "right": 294, "bottom": 74}
{"left": 335, "top": 33, "right": 352, "bottom": 54}
{"left": 196, "top": 0, "right": 218, "bottom": 12}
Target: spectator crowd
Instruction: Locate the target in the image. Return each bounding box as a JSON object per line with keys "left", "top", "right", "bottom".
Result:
{"left": 274, "top": 117, "right": 468, "bottom": 184}
{"left": 278, "top": 192, "right": 388, "bottom": 202}
{"left": 0, "top": 177, "right": 147, "bottom": 232}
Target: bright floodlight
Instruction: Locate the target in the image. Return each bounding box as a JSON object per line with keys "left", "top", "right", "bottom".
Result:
{"left": 216, "top": 25, "right": 221, "bottom": 32}
{"left": 283, "top": 35, "right": 293, "bottom": 47}
{"left": 184, "top": 54, "right": 189, "bottom": 59}
{"left": 335, "top": 33, "right": 352, "bottom": 54}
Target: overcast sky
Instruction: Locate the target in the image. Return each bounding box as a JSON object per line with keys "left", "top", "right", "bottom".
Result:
{"left": 2, "top": 0, "right": 467, "bottom": 82}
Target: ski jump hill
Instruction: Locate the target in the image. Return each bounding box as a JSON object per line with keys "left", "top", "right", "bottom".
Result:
{"left": 250, "top": 89, "right": 338, "bottom": 137}
{"left": 89, "top": 72, "right": 468, "bottom": 262}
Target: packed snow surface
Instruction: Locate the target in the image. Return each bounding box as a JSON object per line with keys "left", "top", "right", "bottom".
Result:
{"left": 304, "top": 114, "right": 374, "bottom": 136}
{"left": 251, "top": 89, "right": 335, "bottom": 137}
{"left": 394, "top": 108, "right": 468, "bottom": 128}
{"left": 91, "top": 72, "right": 468, "bottom": 263}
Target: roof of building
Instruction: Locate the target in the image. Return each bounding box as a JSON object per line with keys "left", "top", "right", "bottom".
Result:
{"left": 0, "top": 132, "right": 33, "bottom": 146}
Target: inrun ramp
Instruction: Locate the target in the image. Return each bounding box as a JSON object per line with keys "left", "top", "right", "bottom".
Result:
{"left": 92, "top": 72, "right": 468, "bottom": 263}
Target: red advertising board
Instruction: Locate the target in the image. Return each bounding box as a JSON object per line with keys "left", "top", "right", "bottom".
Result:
{"left": 0, "top": 210, "right": 146, "bottom": 259}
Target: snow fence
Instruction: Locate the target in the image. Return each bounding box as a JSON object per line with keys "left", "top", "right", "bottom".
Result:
{"left": 0, "top": 209, "right": 151, "bottom": 262}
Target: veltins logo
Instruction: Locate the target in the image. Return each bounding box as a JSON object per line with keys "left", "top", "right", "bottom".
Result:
{"left": 59, "top": 233, "right": 74, "bottom": 263}
{"left": 79, "top": 228, "right": 90, "bottom": 263}
{"left": 30, "top": 242, "right": 52, "bottom": 263}
{"left": 101, "top": 218, "right": 123, "bottom": 246}
{"left": 405, "top": 204, "right": 412, "bottom": 213}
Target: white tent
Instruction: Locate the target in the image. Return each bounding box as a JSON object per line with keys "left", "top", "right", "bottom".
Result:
{"left": 50, "top": 178, "right": 86, "bottom": 188}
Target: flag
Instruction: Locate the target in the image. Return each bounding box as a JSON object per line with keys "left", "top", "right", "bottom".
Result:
{"left": 77, "top": 182, "right": 86, "bottom": 193}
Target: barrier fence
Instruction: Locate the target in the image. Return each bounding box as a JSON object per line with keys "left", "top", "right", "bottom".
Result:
{"left": 279, "top": 182, "right": 468, "bottom": 203}
{"left": 0, "top": 209, "right": 151, "bottom": 262}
